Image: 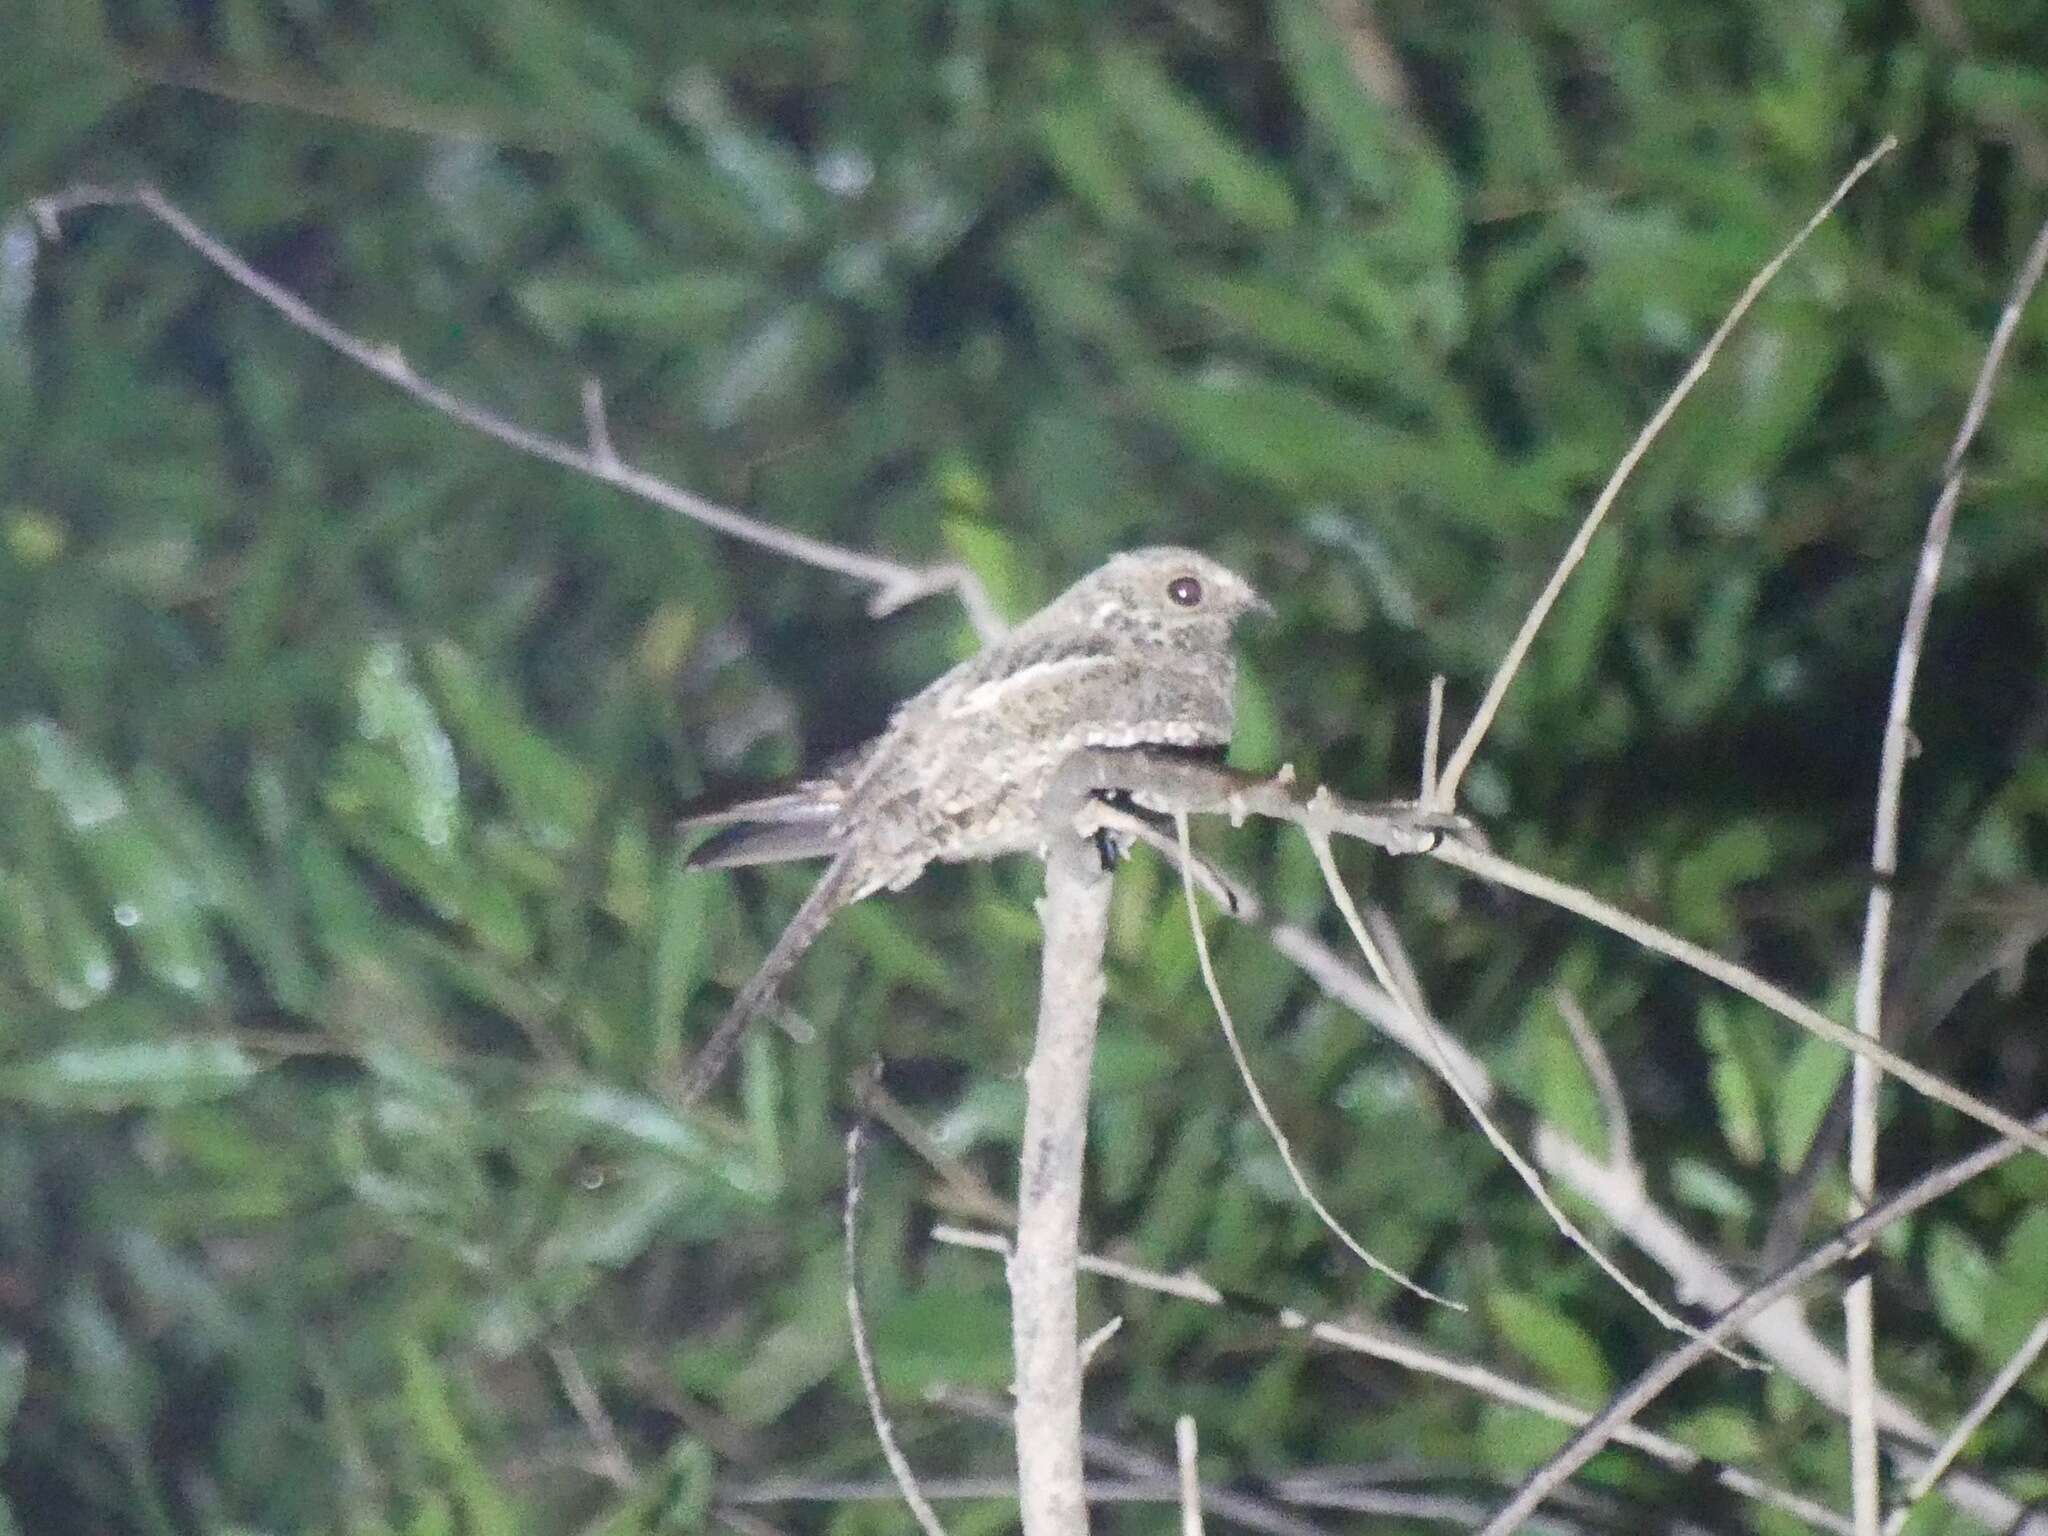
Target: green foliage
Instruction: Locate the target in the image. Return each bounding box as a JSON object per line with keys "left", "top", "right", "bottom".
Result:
{"left": 7, "top": 0, "right": 2048, "bottom": 1531}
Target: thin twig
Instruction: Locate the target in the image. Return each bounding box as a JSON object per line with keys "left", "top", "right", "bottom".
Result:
{"left": 1847, "top": 208, "right": 2048, "bottom": 1536}
{"left": 844, "top": 1106, "right": 950, "bottom": 1536}
{"left": 1306, "top": 830, "right": 1756, "bottom": 1367}
{"left": 927, "top": 1226, "right": 1852, "bottom": 1535}
{"left": 1476, "top": 1111, "right": 2048, "bottom": 1536}
{"left": 1880, "top": 1312, "right": 2048, "bottom": 1536}
{"left": 1939, "top": 214, "right": 2048, "bottom": 483}
{"left": 1077, "top": 1316, "right": 1123, "bottom": 1372}
{"left": 28, "top": 182, "right": 1004, "bottom": 638}
{"left": 1421, "top": 675, "right": 1446, "bottom": 804}
{"left": 1553, "top": 989, "right": 1634, "bottom": 1170}
{"left": 1432, "top": 138, "right": 1896, "bottom": 809}
{"left": 1173, "top": 813, "right": 1460, "bottom": 1308}
{"left": 546, "top": 1343, "right": 635, "bottom": 1491}
{"left": 860, "top": 1077, "right": 1017, "bottom": 1228}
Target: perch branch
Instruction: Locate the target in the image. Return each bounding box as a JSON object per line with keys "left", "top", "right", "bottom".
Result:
{"left": 1010, "top": 759, "right": 1122, "bottom": 1536}
{"left": 1056, "top": 748, "right": 2048, "bottom": 1159}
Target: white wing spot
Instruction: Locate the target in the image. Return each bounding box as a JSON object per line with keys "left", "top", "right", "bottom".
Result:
{"left": 954, "top": 652, "right": 1115, "bottom": 715}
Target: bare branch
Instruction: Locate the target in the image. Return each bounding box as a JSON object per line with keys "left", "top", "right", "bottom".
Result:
{"left": 844, "top": 1106, "right": 951, "bottom": 1536}
{"left": 28, "top": 182, "right": 1004, "bottom": 639}
{"left": 581, "top": 376, "right": 620, "bottom": 473}
{"left": 1940, "top": 214, "right": 2048, "bottom": 483}
{"left": 1477, "top": 1110, "right": 2048, "bottom": 1536}
{"left": 1049, "top": 746, "right": 2043, "bottom": 1157}
{"left": 1432, "top": 138, "right": 1896, "bottom": 808}
{"left": 1173, "top": 813, "right": 1460, "bottom": 1308}
{"left": 1077, "top": 1316, "right": 1123, "bottom": 1372}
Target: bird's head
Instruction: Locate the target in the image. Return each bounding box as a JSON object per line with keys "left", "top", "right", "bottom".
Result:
{"left": 1044, "top": 547, "right": 1271, "bottom": 641}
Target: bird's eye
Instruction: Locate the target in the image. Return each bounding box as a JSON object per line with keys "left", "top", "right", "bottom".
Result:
{"left": 1167, "top": 575, "right": 1204, "bottom": 608}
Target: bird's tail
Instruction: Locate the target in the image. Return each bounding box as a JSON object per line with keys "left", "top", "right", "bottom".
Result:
{"left": 675, "top": 851, "right": 857, "bottom": 1105}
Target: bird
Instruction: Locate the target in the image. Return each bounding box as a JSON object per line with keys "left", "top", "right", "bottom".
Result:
{"left": 675, "top": 546, "right": 1271, "bottom": 1102}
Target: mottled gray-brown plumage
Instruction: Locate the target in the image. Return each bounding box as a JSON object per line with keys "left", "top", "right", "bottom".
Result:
{"left": 678, "top": 547, "right": 1268, "bottom": 1100}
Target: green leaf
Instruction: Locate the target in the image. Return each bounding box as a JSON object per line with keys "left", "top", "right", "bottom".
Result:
{"left": 1175, "top": 272, "right": 1388, "bottom": 387}
{"left": 1984, "top": 1209, "right": 2048, "bottom": 1362}
{"left": 1699, "top": 999, "right": 1768, "bottom": 1166}
{"left": 1102, "top": 50, "right": 1297, "bottom": 231}
{"left": 1036, "top": 98, "right": 1145, "bottom": 228}
{"left": 1926, "top": 1224, "right": 1993, "bottom": 1346}
{"left": 398, "top": 1337, "right": 520, "bottom": 1536}
{"left": 0, "top": 865, "right": 116, "bottom": 1011}
{"left": 1271, "top": 0, "right": 1401, "bottom": 197}
{"left": 1477, "top": 1402, "right": 1574, "bottom": 1474}
{"left": 1669, "top": 820, "right": 1775, "bottom": 943}
{"left": 514, "top": 271, "right": 763, "bottom": 347}
{"left": 1664, "top": 1406, "right": 1762, "bottom": 1462}
{"left": 870, "top": 1287, "right": 1013, "bottom": 1392}
{"left": 1513, "top": 995, "right": 1608, "bottom": 1161}
{"left": 1538, "top": 531, "right": 1622, "bottom": 702}
{"left": 426, "top": 641, "right": 597, "bottom": 849}
{"left": 130, "top": 769, "right": 317, "bottom": 1014}
{"left": 1772, "top": 1032, "right": 1849, "bottom": 1171}
{"left": 1488, "top": 1290, "right": 1611, "bottom": 1402}
{"left": 0, "top": 1039, "right": 259, "bottom": 1110}
{"left": 353, "top": 641, "right": 462, "bottom": 852}
{"left": 652, "top": 860, "right": 715, "bottom": 1073}
{"left": 15, "top": 721, "right": 223, "bottom": 998}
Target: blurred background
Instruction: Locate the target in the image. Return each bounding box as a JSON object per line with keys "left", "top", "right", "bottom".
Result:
{"left": 5, "top": 2, "right": 2048, "bottom": 1532}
